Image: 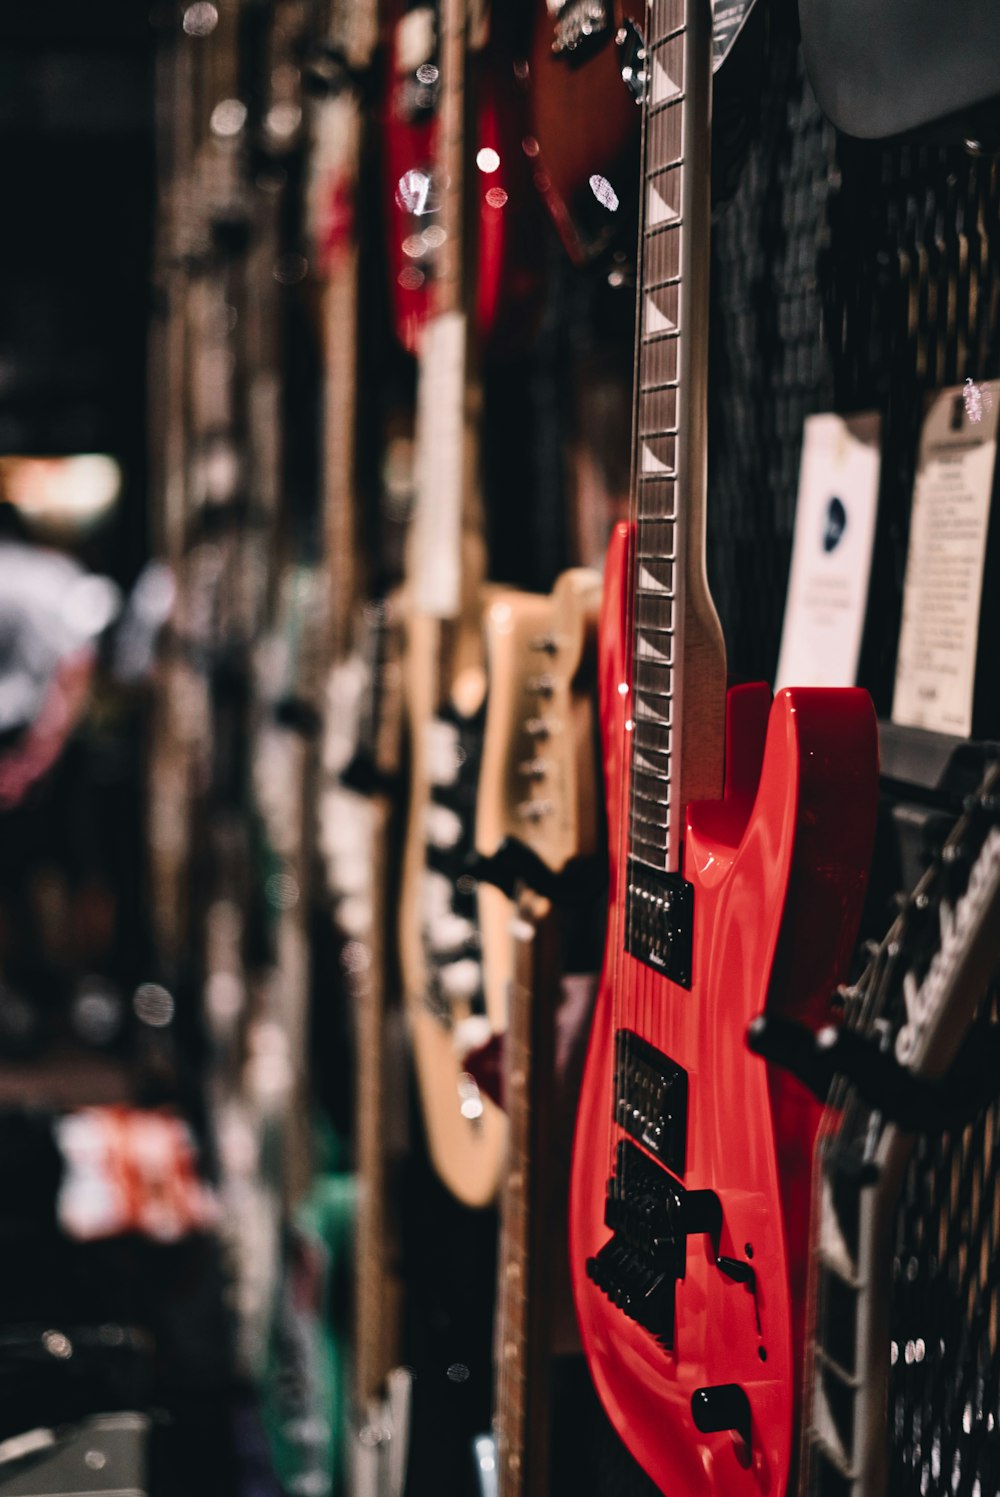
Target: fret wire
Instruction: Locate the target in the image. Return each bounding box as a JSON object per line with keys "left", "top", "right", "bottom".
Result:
{"left": 633, "top": 790, "right": 670, "bottom": 811}
{"left": 648, "top": 97, "right": 686, "bottom": 118}
{"left": 645, "top": 218, "right": 685, "bottom": 238}
{"left": 631, "top": 812, "right": 671, "bottom": 834}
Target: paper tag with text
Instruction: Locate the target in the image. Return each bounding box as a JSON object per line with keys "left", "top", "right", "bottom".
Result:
{"left": 892, "top": 383, "right": 998, "bottom": 737}
{"left": 775, "top": 411, "right": 881, "bottom": 691}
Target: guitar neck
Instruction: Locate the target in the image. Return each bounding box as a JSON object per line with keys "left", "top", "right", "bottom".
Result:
{"left": 494, "top": 890, "right": 561, "bottom": 1497}
{"left": 315, "top": 0, "right": 380, "bottom": 659}
{"left": 351, "top": 796, "right": 404, "bottom": 1410}
{"left": 433, "top": 0, "right": 468, "bottom": 318}
{"left": 407, "top": 0, "right": 486, "bottom": 643}
{"left": 628, "top": 0, "right": 725, "bottom": 876}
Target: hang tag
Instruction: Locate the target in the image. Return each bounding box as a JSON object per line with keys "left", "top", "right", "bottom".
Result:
{"left": 892, "top": 383, "right": 999, "bottom": 737}
{"left": 410, "top": 311, "right": 467, "bottom": 619}
{"left": 775, "top": 411, "right": 881, "bottom": 691}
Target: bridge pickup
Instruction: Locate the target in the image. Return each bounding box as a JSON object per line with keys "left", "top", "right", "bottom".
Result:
{"left": 624, "top": 860, "right": 694, "bottom": 986}
{"left": 614, "top": 1030, "right": 687, "bottom": 1176}
{"left": 587, "top": 1140, "right": 720, "bottom": 1349}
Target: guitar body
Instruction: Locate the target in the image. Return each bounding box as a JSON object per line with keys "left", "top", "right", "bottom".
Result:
{"left": 569, "top": 523, "right": 879, "bottom": 1494}
{"left": 521, "top": 0, "right": 644, "bottom": 263}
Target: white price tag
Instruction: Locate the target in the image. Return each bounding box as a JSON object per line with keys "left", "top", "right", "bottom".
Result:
{"left": 892, "top": 383, "right": 998, "bottom": 737}
{"left": 775, "top": 411, "right": 881, "bottom": 691}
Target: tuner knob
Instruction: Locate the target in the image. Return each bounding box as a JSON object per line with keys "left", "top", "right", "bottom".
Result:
{"left": 518, "top": 758, "right": 549, "bottom": 780}
{"left": 691, "top": 1385, "right": 751, "bottom": 1446}
{"left": 438, "top": 958, "right": 482, "bottom": 1004}
{"left": 527, "top": 675, "right": 555, "bottom": 698}
{"left": 529, "top": 634, "right": 558, "bottom": 655}
{"left": 525, "top": 717, "right": 550, "bottom": 740}
{"left": 516, "top": 798, "right": 553, "bottom": 823}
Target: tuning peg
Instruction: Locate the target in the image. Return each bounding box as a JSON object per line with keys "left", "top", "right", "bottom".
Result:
{"left": 438, "top": 958, "right": 482, "bottom": 1005}
{"left": 525, "top": 717, "right": 550, "bottom": 739}
{"left": 517, "top": 797, "right": 553, "bottom": 823}
{"left": 529, "top": 634, "right": 559, "bottom": 655}
{"left": 518, "top": 758, "right": 549, "bottom": 780}
{"left": 527, "top": 675, "right": 555, "bottom": 698}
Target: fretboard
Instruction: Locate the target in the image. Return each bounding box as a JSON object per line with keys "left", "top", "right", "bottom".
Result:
{"left": 628, "top": 0, "right": 724, "bottom": 874}
{"left": 433, "top": 0, "right": 467, "bottom": 317}
{"left": 494, "top": 892, "right": 558, "bottom": 1497}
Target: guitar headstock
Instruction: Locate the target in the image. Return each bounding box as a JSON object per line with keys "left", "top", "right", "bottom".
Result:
{"left": 476, "top": 568, "right": 602, "bottom": 876}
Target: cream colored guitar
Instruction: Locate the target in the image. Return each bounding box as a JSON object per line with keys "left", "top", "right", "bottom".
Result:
{"left": 402, "top": 554, "right": 604, "bottom": 1207}
{"left": 474, "top": 565, "right": 603, "bottom": 1086}
{"left": 397, "top": 0, "right": 499, "bottom": 1208}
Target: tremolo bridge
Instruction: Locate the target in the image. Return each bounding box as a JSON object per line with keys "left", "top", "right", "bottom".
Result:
{"left": 587, "top": 1137, "right": 720, "bottom": 1348}
{"left": 587, "top": 1033, "right": 719, "bottom": 1348}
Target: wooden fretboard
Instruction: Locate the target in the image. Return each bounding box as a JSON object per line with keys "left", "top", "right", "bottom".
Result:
{"left": 434, "top": 0, "right": 468, "bottom": 317}
{"left": 494, "top": 891, "right": 560, "bottom": 1497}
{"left": 627, "top": 0, "right": 724, "bottom": 875}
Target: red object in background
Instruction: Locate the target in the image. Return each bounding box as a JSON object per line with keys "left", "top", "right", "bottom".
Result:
{"left": 55, "top": 1106, "right": 219, "bottom": 1243}
{"left": 0, "top": 646, "right": 95, "bottom": 811}
{"left": 568, "top": 523, "right": 879, "bottom": 1495}
{"left": 520, "top": 1, "right": 643, "bottom": 265}
{"left": 382, "top": 8, "right": 545, "bottom": 357}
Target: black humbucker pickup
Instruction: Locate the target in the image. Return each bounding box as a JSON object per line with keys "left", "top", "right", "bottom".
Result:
{"left": 624, "top": 859, "right": 694, "bottom": 987}
{"left": 614, "top": 1029, "right": 687, "bottom": 1176}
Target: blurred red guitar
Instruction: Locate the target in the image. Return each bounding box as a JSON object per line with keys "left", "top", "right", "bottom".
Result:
{"left": 382, "top": 1, "right": 544, "bottom": 355}
{"left": 567, "top": 3, "right": 879, "bottom": 1492}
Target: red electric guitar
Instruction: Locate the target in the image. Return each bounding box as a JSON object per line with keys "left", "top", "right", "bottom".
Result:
{"left": 382, "top": 1, "right": 544, "bottom": 355}
{"left": 567, "top": 3, "right": 880, "bottom": 1493}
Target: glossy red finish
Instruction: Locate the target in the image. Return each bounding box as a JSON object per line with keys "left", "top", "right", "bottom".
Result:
{"left": 569, "top": 522, "right": 879, "bottom": 1495}
{"left": 521, "top": 1, "right": 643, "bottom": 264}
{"left": 382, "top": 27, "right": 545, "bottom": 356}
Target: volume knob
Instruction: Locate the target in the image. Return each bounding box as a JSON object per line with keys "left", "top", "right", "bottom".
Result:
{"left": 691, "top": 1385, "right": 751, "bottom": 1446}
